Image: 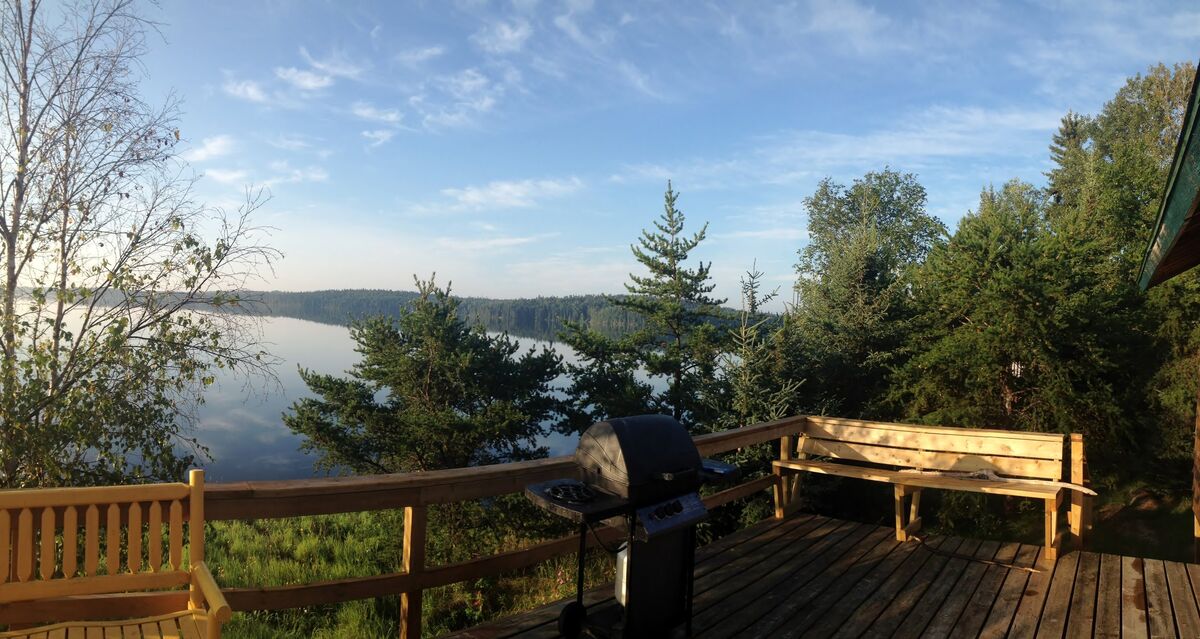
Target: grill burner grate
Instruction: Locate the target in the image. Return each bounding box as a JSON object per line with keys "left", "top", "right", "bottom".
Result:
{"left": 546, "top": 481, "right": 596, "bottom": 504}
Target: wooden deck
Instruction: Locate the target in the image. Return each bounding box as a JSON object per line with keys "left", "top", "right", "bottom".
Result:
{"left": 444, "top": 513, "right": 1200, "bottom": 638}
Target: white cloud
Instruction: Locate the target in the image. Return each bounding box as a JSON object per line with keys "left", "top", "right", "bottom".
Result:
{"left": 351, "top": 101, "right": 403, "bottom": 124}
{"left": 436, "top": 233, "right": 555, "bottom": 251}
{"left": 803, "top": 0, "right": 893, "bottom": 55}
{"left": 617, "top": 60, "right": 665, "bottom": 100}
{"left": 415, "top": 69, "right": 504, "bottom": 129}
{"left": 274, "top": 66, "right": 333, "bottom": 90}
{"left": 267, "top": 134, "right": 312, "bottom": 152}
{"left": 182, "top": 134, "right": 235, "bottom": 163}
{"left": 362, "top": 129, "right": 396, "bottom": 147}
{"left": 440, "top": 176, "right": 583, "bottom": 210}
{"left": 472, "top": 19, "right": 533, "bottom": 54}
{"left": 264, "top": 161, "right": 329, "bottom": 187}
{"left": 222, "top": 79, "right": 268, "bottom": 103}
{"left": 204, "top": 168, "right": 249, "bottom": 184}
{"left": 396, "top": 45, "right": 446, "bottom": 66}
{"left": 300, "top": 47, "right": 365, "bottom": 79}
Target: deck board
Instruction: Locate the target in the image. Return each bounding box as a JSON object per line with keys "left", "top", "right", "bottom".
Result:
{"left": 442, "top": 514, "right": 1200, "bottom": 638}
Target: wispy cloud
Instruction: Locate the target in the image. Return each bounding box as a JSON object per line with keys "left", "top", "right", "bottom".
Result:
{"left": 263, "top": 161, "right": 329, "bottom": 187}
{"left": 440, "top": 176, "right": 583, "bottom": 210}
{"left": 275, "top": 66, "right": 333, "bottom": 90}
{"left": 414, "top": 68, "right": 504, "bottom": 129}
{"left": 396, "top": 45, "right": 446, "bottom": 66}
{"left": 182, "top": 134, "right": 236, "bottom": 162}
{"left": 616, "top": 60, "right": 665, "bottom": 100}
{"left": 351, "top": 101, "right": 403, "bottom": 124}
{"left": 472, "top": 19, "right": 533, "bottom": 54}
{"left": 362, "top": 129, "right": 395, "bottom": 147}
{"left": 612, "top": 104, "right": 1062, "bottom": 189}
{"left": 204, "top": 168, "right": 249, "bottom": 184}
{"left": 803, "top": 0, "right": 894, "bottom": 56}
{"left": 267, "top": 134, "right": 313, "bottom": 152}
{"left": 436, "top": 232, "right": 556, "bottom": 251}
{"left": 222, "top": 79, "right": 269, "bottom": 103}
{"left": 300, "top": 46, "right": 366, "bottom": 80}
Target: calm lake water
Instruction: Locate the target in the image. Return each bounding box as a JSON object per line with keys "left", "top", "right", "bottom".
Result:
{"left": 191, "top": 315, "right": 582, "bottom": 482}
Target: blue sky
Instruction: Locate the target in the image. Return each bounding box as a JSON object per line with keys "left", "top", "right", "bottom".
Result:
{"left": 141, "top": 0, "right": 1200, "bottom": 309}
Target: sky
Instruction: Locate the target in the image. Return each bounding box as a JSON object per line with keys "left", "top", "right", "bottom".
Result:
{"left": 138, "top": 0, "right": 1200, "bottom": 310}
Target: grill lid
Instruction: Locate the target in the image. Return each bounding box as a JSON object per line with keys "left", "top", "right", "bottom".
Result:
{"left": 575, "top": 415, "right": 702, "bottom": 499}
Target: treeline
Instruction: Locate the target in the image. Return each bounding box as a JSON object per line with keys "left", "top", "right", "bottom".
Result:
{"left": 234, "top": 289, "right": 650, "bottom": 340}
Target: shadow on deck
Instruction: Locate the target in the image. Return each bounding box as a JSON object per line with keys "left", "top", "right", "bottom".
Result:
{"left": 444, "top": 513, "right": 1200, "bottom": 638}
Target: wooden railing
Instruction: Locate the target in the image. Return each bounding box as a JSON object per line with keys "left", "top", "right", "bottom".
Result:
{"left": 0, "top": 415, "right": 806, "bottom": 636}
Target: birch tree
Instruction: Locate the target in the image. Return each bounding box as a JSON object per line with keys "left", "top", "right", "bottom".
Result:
{"left": 0, "top": 0, "right": 278, "bottom": 487}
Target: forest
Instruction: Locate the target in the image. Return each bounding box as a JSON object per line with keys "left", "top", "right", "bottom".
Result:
{"left": 232, "top": 289, "right": 652, "bottom": 340}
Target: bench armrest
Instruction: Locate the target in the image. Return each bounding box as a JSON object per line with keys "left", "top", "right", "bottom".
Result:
{"left": 191, "top": 562, "right": 232, "bottom": 623}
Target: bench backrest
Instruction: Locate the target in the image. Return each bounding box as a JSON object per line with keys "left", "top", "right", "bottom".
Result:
{"left": 799, "top": 417, "right": 1067, "bottom": 480}
{"left": 0, "top": 469, "right": 205, "bottom": 604}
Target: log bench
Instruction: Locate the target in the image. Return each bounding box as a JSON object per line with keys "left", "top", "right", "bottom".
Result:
{"left": 772, "top": 417, "right": 1092, "bottom": 562}
{"left": 0, "top": 470, "right": 229, "bottom": 638}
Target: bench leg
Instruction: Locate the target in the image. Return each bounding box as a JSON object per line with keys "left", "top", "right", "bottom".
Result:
{"left": 773, "top": 465, "right": 788, "bottom": 519}
{"left": 1044, "top": 493, "right": 1063, "bottom": 563}
{"left": 908, "top": 488, "right": 922, "bottom": 538}
{"left": 894, "top": 485, "right": 923, "bottom": 542}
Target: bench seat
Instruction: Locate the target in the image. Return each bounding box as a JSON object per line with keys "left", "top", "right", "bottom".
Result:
{"left": 775, "top": 458, "right": 1061, "bottom": 499}
{"left": 0, "top": 609, "right": 211, "bottom": 639}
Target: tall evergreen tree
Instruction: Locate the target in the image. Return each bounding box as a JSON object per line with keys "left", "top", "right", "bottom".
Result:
{"left": 563, "top": 182, "right": 726, "bottom": 429}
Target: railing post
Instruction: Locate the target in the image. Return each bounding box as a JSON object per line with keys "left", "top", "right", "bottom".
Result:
{"left": 774, "top": 435, "right": 793, "bottom": 519}
{"left": 400, "top": 505, "right": 426, "bottom": 639}
{"left": 189, "top": 469, "right": 205, "bottom": 610}
{"left": 1069, "top": 434, "right": 1088, "bottom": 549}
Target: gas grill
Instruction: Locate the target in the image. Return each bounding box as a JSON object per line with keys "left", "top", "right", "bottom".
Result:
{"left": 526, "top": 415, "right": 738, "bottom": 638}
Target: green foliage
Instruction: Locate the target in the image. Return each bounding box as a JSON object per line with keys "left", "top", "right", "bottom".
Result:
{"left": 284, "top": 276, "right": 563, "bottom": 473}
{"left": 562, "top": 182, "right": 727, "bottom": 430}
{"left": 894, "top": 181, "right": 1154, "bottom": 451}
{"left": 785, "top": 169, "right": 946, "bottom": 417}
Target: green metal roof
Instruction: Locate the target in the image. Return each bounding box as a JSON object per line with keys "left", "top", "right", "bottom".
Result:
{"left": 1139, "top": 64, "right": 1200, "bottom": 290}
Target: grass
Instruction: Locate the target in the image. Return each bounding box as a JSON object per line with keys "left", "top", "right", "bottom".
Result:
{"left": 205, "top": 509, "right": 616, "bottom": 638}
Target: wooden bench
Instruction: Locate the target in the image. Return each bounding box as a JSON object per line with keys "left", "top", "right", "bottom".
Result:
{"left": 772, "top": 417, "right": 1092, "bottom": 562}
{"left": 0, "top": 470, "right": 229, "bottom": 638}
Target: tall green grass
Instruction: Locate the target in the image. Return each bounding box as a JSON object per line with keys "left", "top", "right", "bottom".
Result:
{"left": 206, "top": 509, "right": 615, "bottom": 638}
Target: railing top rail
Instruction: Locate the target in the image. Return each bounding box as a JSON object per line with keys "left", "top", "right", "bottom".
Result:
{"left": 0, "top": 482, "right": 190, "bottom": 510}
{"left": 205, "top": 414, "right": 808, "bottom": 521}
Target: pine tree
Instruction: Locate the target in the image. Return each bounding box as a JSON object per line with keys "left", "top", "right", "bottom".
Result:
{"left": 1046, "top": 111, "right": 1093, "bottom": 209}
{"left": 563, "top": 182, "right": 726, "bottom": 429}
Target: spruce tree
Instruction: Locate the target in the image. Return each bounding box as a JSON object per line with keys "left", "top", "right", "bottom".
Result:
{"left": 563, "top": 182, "right": 726, "bottom": 429}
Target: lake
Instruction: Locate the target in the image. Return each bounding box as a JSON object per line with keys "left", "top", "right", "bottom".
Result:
{"left": 192, "top": 315, "right": 585, "bottom": 482}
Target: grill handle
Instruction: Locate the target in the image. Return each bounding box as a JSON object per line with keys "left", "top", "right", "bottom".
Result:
{"left": 655, "top": 467, "right": 698, "bottom": 482}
